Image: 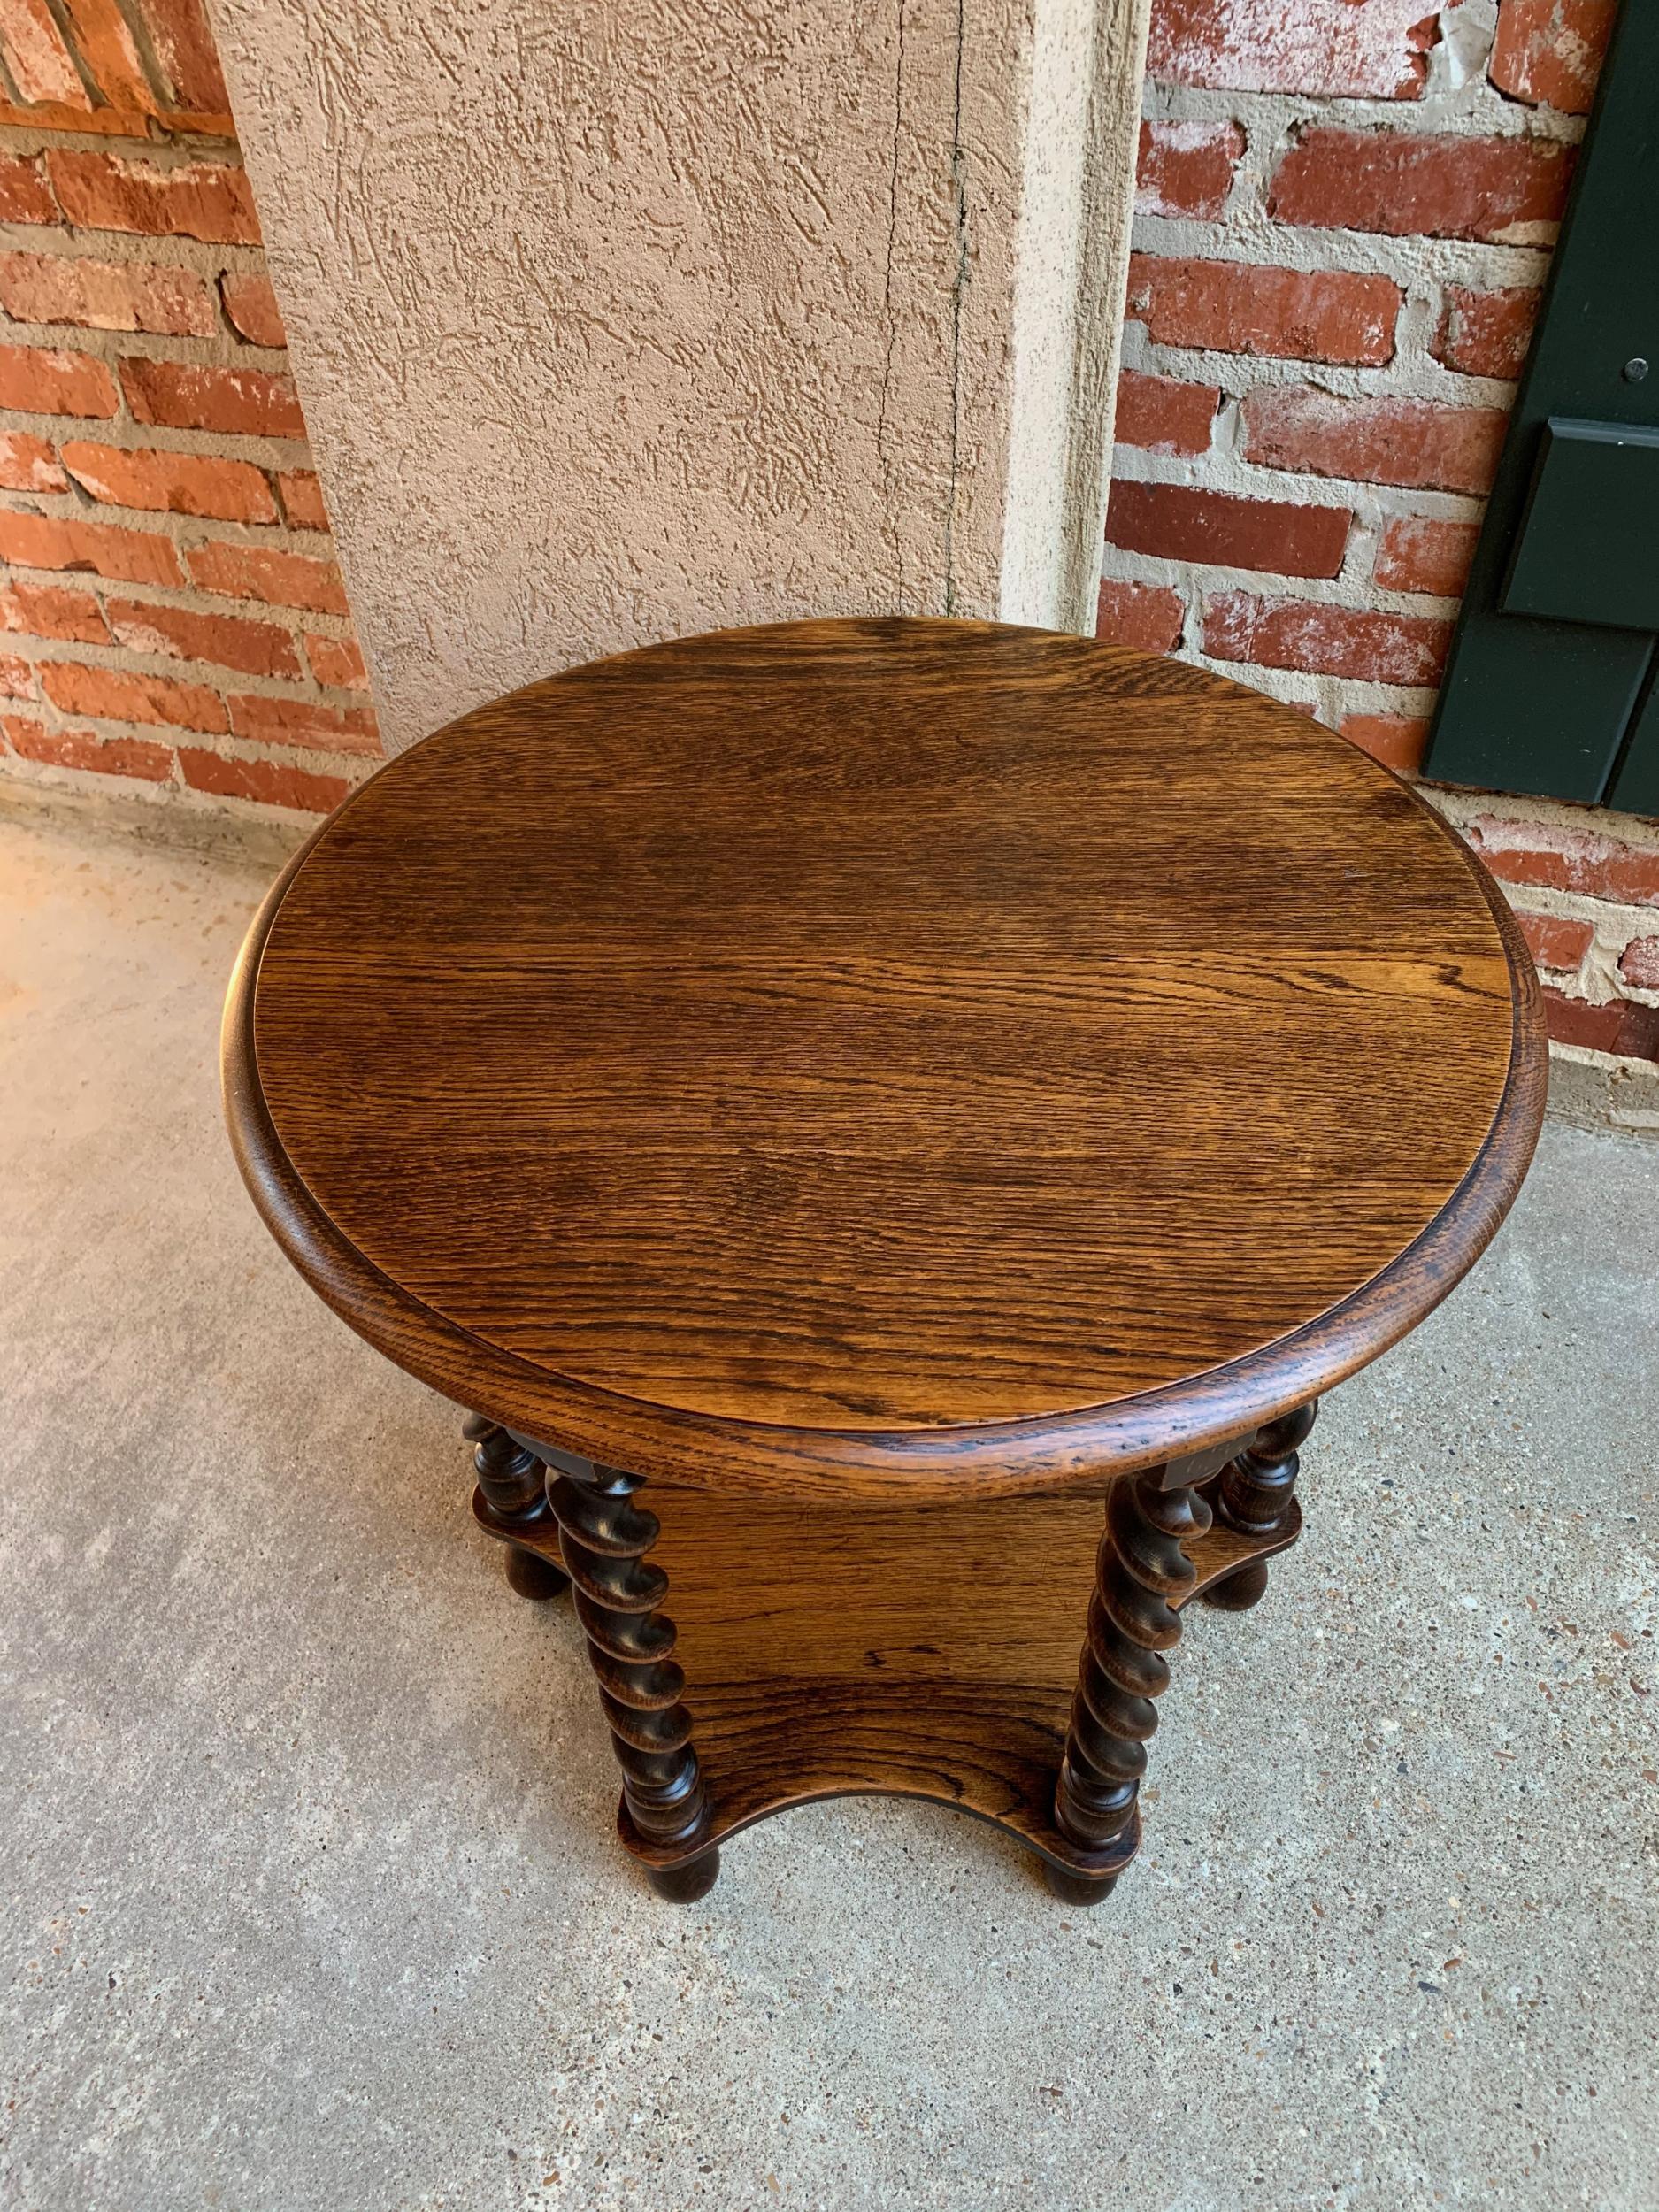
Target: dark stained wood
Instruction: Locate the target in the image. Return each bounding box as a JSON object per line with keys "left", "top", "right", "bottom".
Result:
{"left": 1216, "top": 1402, "right": 1317, "bottom": 1533}
{"left": 1201, "top": 1399, "right": 1317, "bottom": 1611}
{"left": 227, "top": 620, "right": 1545, "bottom": 1502}
{"left": 1198, "top": 1555, "right": 1271, "bottom": 1615}
{"left": 220, "top": 618, "right": 1547, "bottom": 1901}
{"left": 465, "top": 1414, "right": 570, "bottom": 1600}
{"left": 651, "top": 1483, "right": 1113, "bottom": 1687}
{"left": 557, "top": 1455, "right": 1302, "bottom": 1893}
{"left": 1053, "top": 1470, "right": 1209, "bottom": 1873}
{"left": 641, "top": 1850, "right": 720, "bottom": 1904}
{"left": 544, "top": 1462, "right": 716, "bottom": 1870}
{"left": 500, "top": 1544, "right": 568, "bottom": 1604}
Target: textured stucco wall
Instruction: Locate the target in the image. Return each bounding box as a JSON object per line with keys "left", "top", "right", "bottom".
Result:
{"left": 209, "top": 0, "right": 1149, "bottom": 752}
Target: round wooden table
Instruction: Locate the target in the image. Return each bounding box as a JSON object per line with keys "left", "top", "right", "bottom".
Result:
{"left": 224, "top": 618, "right": 1546, "bottom": 1906}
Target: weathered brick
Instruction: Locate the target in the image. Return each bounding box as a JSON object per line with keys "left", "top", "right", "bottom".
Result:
{"left": 1434, "top": 285, "right": 1540, "bottom": 380}
{"left": 0, "top": 343, "right": 119, "bottom": 418}
{"left": 1619, "top": 937, "right": 1659, "bottom": 992}
{"left": 1136, "top": 119, "right": 1244, "bottom": 219}
{"left": 225, "top": 691, "right": 380, "bottom": 756}
{"left": 1107, "top": 480, "right": 1351, "bottom": 578}
{"left": 1540, "top": 987, "right": 1659, "bottom": 1059}
{"left": 0, "top": 653, "right": 34, "bottom": 696}
{"left": 1146, "top": 0, "right": 1438, "bottom": 98}
{"left": 60, "top": 440, "right": 278, "bottom": 524}
{"left": 219, "top": 271, "right": 286, "bottom": 348}
{"left": 1113, "top": 371, "right": 1218, "bottom": 457}
{"left": 45, "top": 153, "right": 259, "bottom": 245}
{"left": 303, "top": 633, "right": 368, "bottom": 690}
{"left": 178, "top": 746, "right": 349, "bottom": 812}
{"left": 1203, "top": 591, "right": 1452, "bottom": 684}
{"left": 0, "top": 251, "right": 216, "bottom": 337}
{"left": 1096, "top": 577, "right": 1185, "bottom": 653}
{"left": 1617, "top": 1002, "right": 1659, "bottom": 1061}
{"left": 119, "top": 358, "right": 305, "bottom": 439}
{"left": 1489, "top": 0, "right": 1614, "bottom": 116}
{"left": 129, "top": 0, "right": 230, "bottom": 113}
{"left": 1269, "top": 129, "right": 1574, "bottom": 245}
{"left": 0, "top": 0, "right": 89, "bottom": 105}
{"left": 0, "top": 578, "right": 109, "bottom": 642}
{"left": 4, "top": 713, "right": 173, "bottom": 781}
{"left": 1517, "top": 910, "right": 1594, "bottom": 972}
{"left": 0, "top": 509, "right": 181, "bottom": 586}
{"left": 51, "top": 0, "right": 156, "bottom": 119}
{"left": 0, "top": 151, "right": 58, "bottom": 224}
{"left": 40, "top": 658, "right": 227, "bottom": 733}
{"left": 276, "top": 469, "right": 328, "bottom": 529}
{"left": 1125, "top": 253, "right": 1401, "bottom": 366}
{"left": 1340, "top": 712, "right": 1430, "bottom": 775}
{"left": 1373, "top": 517, "right": 1480, "bottom": 597}
{"left": 107, "top": 596, "right": 300, "bottom": 680}
{"left": 1241, "top": 389, "right": 1509, "bottom": 495}
{"left": 185, "top": 539, "right": 350, "bottom": 613}
{"left": 1541, "top": 987, "right": 1623, "bottom": 1052}
{"left": 1463, "top": 818, "right": 1659, "bottom": 907}
{"left": 0, "top": 430, "right": 65, "bottom": 491}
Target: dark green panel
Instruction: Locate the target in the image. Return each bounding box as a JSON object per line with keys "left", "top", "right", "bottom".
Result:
{"left": 1423, "top": 0, "right": 1659, "bottom": 809}
{"left": 1608, "top": 677, "right": 1659, "bottom": 814}
{"left": 1431, "top": 615, "right": 1650, "bottom": 803}
{"left": 1502, "top": 419, "right": 1659, "bottom": 631}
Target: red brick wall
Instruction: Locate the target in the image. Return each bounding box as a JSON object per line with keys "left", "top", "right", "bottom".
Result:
{"left": 0, "top": 0, "right": 379, "bottom": 818}
{"left": 1103, "top": 0, "right": 1659, "bottom": 1100}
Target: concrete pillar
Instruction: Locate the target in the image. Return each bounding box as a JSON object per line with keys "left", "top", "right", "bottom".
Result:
{"left": 211, "top": 0, "right": 1150, "bottom": 752}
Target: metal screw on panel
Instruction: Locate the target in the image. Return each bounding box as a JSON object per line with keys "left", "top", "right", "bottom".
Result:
{"left": 1624, "top": 357, "right": 1650, "bottom": 382}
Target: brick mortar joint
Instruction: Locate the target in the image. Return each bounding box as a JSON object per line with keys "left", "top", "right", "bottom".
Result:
{"left": 1458, "top": 875, "right": 1659, "bottom": 940}
{"left": 0, "top": 750, "right": 357, "bottom": 821}
{"left": 1106, "top": 427, "right": 1495, "bottom": 518}
{"left": 1138, "top": 74, "right": 1589, "bottom": 151}
{"left": 1130, "top": 208, "right": 1557, "bottom": 291}
{"left": 1549, "top": 1037, "right": 1659, "bottom": 1092}
{"left": 1429, "top": 785, "right": 1659, "bottom": 856}
{"left": 0, "top": 439, "right": 319, "bottom": 496}
{"left": 1101, "top": 533, "right": 1472, "bottom": 614}
{"left": 0, "top": 707, "right": 376, "bottom": 774}
{"left": 0, "top": 123, "right": 246, "bottom": 168}
{"left": 5, "top": 631, "right": 367, "bottom": 702}
{"left": 1, "top": 564, "right": 355, "bottom": 634}
{"left": 0, "top": 322, "right": 290, "bottom": 372}
{"left": 0, "top": 488, "right": 340, "bottom": 554}
{"left": 0, "top": 223, "right": 274, "bottom": 276}
{"left": 1119, "top": 336, "right": 1539, "bottom": 426}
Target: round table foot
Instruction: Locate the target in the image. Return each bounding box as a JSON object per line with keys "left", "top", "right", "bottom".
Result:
{"left": 645, "top": 1849, "right": 720, "bottom": 1903}
{"left": 1042, "top": 1862, "right": 1119, "bottom": 1908}
{"left": 1201, "top": 1560, "right": 1270, "bottom": 1611}
{"left": 504, "top": 1544, "right": 569, "bottom": 1601}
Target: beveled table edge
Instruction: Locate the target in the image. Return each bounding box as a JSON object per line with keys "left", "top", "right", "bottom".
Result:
{"left": 222, "top": 657, "right": 1547, "bottom": 1507}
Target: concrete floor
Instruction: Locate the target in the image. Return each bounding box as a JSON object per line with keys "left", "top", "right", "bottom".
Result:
{"left": 1, "top": 795, "right": 1656, "bottom": 2212}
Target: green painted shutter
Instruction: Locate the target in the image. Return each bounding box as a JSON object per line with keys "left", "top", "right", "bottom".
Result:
{"left": 1423, "top": 0, "right": 1659, "bottom": 815}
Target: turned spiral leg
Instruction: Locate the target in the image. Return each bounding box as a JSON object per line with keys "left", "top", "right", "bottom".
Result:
{"left": 463, "top": 1414, "right": 569, "bottom": 1601}
{"left": 543, "top": 1462, "right": 718, "bottom": 1901}
{"left": 1202, "top": 1400, "right": 1317, "bottom": 1612}
{"left": 1049, "top": 1470, "right": 1210, "bottom": 1903}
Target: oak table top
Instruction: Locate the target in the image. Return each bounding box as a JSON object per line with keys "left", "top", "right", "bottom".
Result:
{"left": 225, "top": 618, "right": 1546, "bottom": 1503}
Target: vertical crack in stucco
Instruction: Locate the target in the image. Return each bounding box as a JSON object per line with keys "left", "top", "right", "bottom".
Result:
{"left": 942, "top": 0, "right": 968, "bottom": 616}
{"left": 878, "top": 0, "right": 907, "bottom": 603}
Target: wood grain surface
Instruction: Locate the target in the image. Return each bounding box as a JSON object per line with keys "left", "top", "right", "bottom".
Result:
{"left": 586, "top": 1473, "right": 1302, "bottom": 1879}
{"left": 649, "top": 1486, "right": 1112, "bottom": 1687}
{"left": 227, "top": 618, "right": 1545, "bottom": 1499}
